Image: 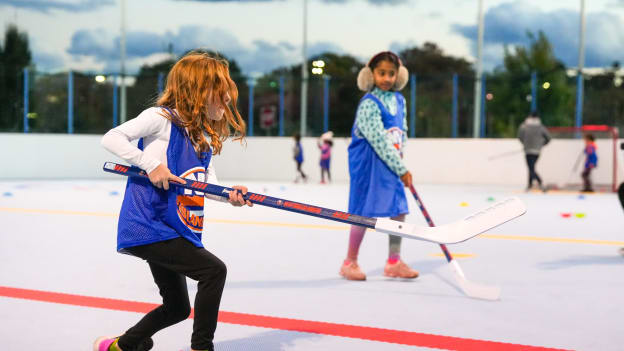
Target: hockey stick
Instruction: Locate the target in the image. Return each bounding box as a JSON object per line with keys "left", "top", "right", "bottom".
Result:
{"left": 559, "top": 150, "right": 584, "bottom": 189}
{"left": 618, "top": 183, "right": 624, "bottom": 212}
{"left": 409, "top": 185, "right": 502, "bottom": 300}
{"left": 103, "top": 162, "right": 526, "bottom": 245}
{"left": 487, "top": 149, "right": 523, "bottom": 161}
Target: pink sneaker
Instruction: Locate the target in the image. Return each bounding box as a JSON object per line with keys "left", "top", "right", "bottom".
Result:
{"left": 93, "top": 336, "right": 118, "bottom": 351}
{"left": 93, "top": 336, "right": 153, "bottom": 351}
{"left": 384, "top": 260, "right": 419, "bottom": 279}
{"left": 339, "top": 260, "right": 366, "bottom": 280}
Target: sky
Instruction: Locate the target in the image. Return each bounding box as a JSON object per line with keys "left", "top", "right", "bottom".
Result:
{"left": 1, "top": 0, "right": 623, "bottom": 76}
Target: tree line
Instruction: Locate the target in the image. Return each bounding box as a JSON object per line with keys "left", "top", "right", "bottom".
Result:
{"left": 1, "top": 24, "right": 622, "bottom": 137}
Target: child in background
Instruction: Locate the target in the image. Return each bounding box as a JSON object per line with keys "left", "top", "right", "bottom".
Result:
{"left": 95, "top": 52, "right": 251, "bottom": 351}
{"left": 340, "top": 51, "right": 419, "bottom": 281}
{"left": 318, "top": 131, "right": 333, "bottom": 184}
{"left": 293, "top": 133, "right": 307, "bottom": 183}
{"left": 581, "top": 134, "right": 597, "bottom": 192}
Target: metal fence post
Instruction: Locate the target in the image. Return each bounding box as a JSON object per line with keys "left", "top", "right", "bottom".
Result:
{"left": 452, "top": 73, "right": 458, "bottom": 138}
{"left": 323, "top": 75, "right": 330, "bottom": 133}
{"left": 113, "top": 74, "right": 119, "bottom": 127}
{"left": 410, "top": 74, "right": 416, "bottom": 138}
{"left": 68, "top": 70, "right": 74, "bottom": 134}
{"left": 480, "top": 75, "right": 486, "bottom": 137}
{"left": 23, "top": 68, "right": 29, "bottom": 133}
{"left": 248, "top": 79, "right": 255, "bottom": 137}
{"left": 279, "top": 76, "right": 284, "bottom": 136}
{"left": 530, "top": 71, "right": 537, "bottom": 112}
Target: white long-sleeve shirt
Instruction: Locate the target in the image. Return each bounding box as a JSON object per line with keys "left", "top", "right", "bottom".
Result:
{"left": 101, "top": 107, "right": 224, "bottom": 202}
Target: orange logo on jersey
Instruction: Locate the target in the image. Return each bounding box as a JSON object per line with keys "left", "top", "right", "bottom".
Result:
{"left": 176, "top": 167, "right": 206, "bottom": 234}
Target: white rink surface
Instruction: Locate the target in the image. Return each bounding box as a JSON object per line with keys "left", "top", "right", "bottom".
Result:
{"left": 1, "top": 179, "right": 623, "bottom": 351}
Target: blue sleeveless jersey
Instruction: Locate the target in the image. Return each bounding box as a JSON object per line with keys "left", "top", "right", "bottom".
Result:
{"left": 347, "top": 92, "right": 408, "bottom": 218}
{"left": 117, "top": 109, "right": 212, "bottom": 252}
{"left": 295, "top": 142, "right": 303, "bottom": 163}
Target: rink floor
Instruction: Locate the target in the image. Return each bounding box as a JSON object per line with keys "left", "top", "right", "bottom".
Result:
{"left": 1, "top": 179, "right": 623, "bottom": 351}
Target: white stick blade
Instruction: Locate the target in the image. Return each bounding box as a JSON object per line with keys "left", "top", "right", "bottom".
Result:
{"left": 449, "top": 260, "right": 501, "bottom": 300}
{"left": 374, "top": 197, "right": 526, "bottom": 244}
{"left": 455, "top": 196, "right": 526, "bottom": 243}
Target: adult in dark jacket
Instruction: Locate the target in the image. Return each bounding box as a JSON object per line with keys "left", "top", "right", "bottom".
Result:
{"left": 518, "top": 111, "right": 551, "bottom": 191}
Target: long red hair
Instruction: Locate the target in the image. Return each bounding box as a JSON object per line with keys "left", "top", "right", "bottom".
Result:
{"left": 157, "top": 52, "right": 246, "bottom": 155}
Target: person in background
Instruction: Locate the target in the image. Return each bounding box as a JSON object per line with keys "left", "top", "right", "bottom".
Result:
{"left": 318, "top": 131, "right": 333, "bottom": 184}
{"left": 517, "top": 111, "right": 551, "bottom": 192}
{"left": 581, "top": 133, "right": 597, "bottom": 192}
{"left": 293, "top": 133, "right": 307, "bottom": 183}
{"left": 339, "top": 51, "right": 419, "bottom": 281}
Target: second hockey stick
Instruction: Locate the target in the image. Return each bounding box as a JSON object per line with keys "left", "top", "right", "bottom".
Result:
{"left": 409, "top": 185, "right": 502, "bottom": 301}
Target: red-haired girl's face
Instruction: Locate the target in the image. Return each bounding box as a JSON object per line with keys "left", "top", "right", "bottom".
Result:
{"left": 207, "top": 92, "right": 231, "bottom": 121}
{"left": 372, "top": 60, "right": 398, "bottom": 91}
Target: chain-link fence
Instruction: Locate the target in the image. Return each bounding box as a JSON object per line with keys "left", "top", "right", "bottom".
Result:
{"left": 2, "top": 68, "right": 623, "bottom": 137}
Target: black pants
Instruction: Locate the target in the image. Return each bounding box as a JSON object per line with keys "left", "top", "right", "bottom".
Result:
{"left": 321, "top": 168, "right": 331, "bottom": 182}
{"left": 296, "top": 161, "right": 307, "bottom": 179}
{"left": 581, "top": 167, "right": 594, "bottom": 191}
{"left": 525, "top": 154, "right": 542, "bottom": 188}
{"left": 119, "top": 238, "right": 227, "bottom": 351}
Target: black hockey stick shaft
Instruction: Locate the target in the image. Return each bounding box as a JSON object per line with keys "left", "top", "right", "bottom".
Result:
{"left": 103, "top": 162, "right": 377, "bottom": 229}
{"left": 408, "top": 185, "right": 453, "bottom": 262}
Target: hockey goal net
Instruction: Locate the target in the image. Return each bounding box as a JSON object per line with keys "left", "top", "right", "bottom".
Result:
{"left": 542, "top": 125, "right": 621, "bottom": 192}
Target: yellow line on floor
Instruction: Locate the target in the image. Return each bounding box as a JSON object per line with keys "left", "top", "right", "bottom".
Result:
{"left": 1, "top": 206, "right": 623, "bottom": 246}
{"left": 479, "top": 234, "right": 624, "bottom": 246}
{"left": 0, "top": 207, "right": 117, "bottom": 217}
{"left": 429, "top": 253, "right": 475, "bottom": 259}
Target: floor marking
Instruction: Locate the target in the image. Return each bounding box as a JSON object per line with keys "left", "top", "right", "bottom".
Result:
{"left": 514, "top": 189, "right": 611, "bottom": 195}
{"left": 0, "top": 286, "right": 570, "bottom": 351}
{"left": 0, "top": 207, "right": 116, "bottom": 217}
{"left": 2, "top": 207, "right": 623, "bottom": 246}
{"left": 430, "top": 253, "right": 475, "bottom": 259}
{"left": 480, "top": 234, "right": 624, "bottom": 246}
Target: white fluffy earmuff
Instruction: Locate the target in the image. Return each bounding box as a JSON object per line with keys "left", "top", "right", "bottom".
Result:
{"left": 357, "top": 52, "right": 409, "bottom": 92}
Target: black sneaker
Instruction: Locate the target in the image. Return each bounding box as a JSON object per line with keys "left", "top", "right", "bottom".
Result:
{"left": 137, "top": 338, "right": 154, "bottom": 351}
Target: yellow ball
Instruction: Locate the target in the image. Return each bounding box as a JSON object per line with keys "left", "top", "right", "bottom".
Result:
{"left": 460, "top": 202, "right": 469, "bottom": 207}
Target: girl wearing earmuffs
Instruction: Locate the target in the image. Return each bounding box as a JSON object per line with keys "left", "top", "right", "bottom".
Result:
{"left": 339, "top": 51, "right": 419, "bottom": 281}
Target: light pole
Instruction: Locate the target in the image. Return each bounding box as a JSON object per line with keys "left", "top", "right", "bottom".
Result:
{"left": 472, "top": 0, "right": 484, "bottom": 138}
{"left": 300, "top": 0, "right": 308, "bottom": 137}
{"left": 120, "top": 0, "right": 127, "bottom": 123}
{"left": 575, "top": 0, "right": 586, "bottom": 129}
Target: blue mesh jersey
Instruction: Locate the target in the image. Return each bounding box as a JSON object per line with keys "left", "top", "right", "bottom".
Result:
{"left": 294, "top": 142, "right": 303, "bottom": 163}
{"left": 117, "top": 108, "right": 212, "bottom": 252}
{"left": 348, "top": 92, "right": 408, "bottom": 218}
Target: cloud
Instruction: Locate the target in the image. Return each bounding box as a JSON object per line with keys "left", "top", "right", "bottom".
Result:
{"left": 364, "top": 0, "right": 408, "bottom": 5}
{"left": 65, "top": 25, "right": 345, "bottom": 74}
{"left": 307, "top": 41, "right": 343, "bottom": 57}
{"left": 32, "top": 50, "right": 65, "bottom": 71}
{"left": 176, "top": 0, "right": 408, "bottom": 4}
{"left": 0, "top": 0, "right": 113, "bottom": 13}
{"left": 174, "top": 0, "right": 275, "bottom": 2}
{"left": 389, "top": 39, "right": 418, "bottom": 54}
{"left": 320, "top": 0, "right": 408, "bottom": 4}
{"left": 453, "top": 1, "right": 624, "bottom": 68}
